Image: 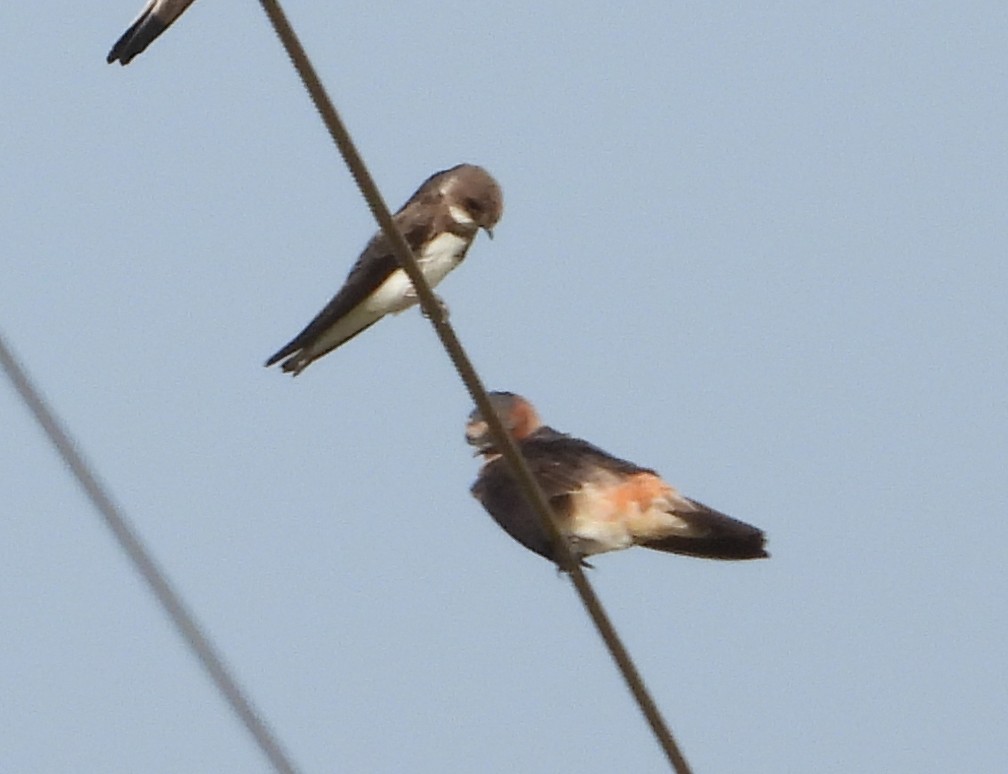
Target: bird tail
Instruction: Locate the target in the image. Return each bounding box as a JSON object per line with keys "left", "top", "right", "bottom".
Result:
{"left": 264, "top": 340, "right": 301, "bottom": 370}
{"left": 642, "top": 499, "right": 768, "bottom": 560}
{"left": 107, "top": 10, "right": 168, "bottom": 65}
{"left": 264, "top": 316, "right": 382, "bottom": 376}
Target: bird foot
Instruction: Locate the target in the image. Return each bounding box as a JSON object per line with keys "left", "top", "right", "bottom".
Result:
{"left": 420, "top": 295, "right": 450, "bottom": 322}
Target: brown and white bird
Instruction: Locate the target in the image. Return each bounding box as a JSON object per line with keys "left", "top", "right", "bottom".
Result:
{"left": 265, "top": 164, "right": 503, "bottom": 375}
{"left": 107, "top": 0, "right": 197, "bottom": 65}
{"left": 467, "top": 392, "right": 768, "bottom": 564}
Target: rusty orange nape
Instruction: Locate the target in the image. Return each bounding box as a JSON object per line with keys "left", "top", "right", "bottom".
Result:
{"left": 510, "top": 398, "right": 543, "bottom": 440}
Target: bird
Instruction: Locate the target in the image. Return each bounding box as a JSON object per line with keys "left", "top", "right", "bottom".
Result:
{"left": 467, "top": 392, "right": 769, "bottom": 565}
{"left": 107, "top": 0, "right": 197, "bottom": 65}
{"left": 265, "top": 164, "right": 503, "bottom": 376}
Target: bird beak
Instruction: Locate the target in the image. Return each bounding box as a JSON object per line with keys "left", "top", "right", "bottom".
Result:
{"left": 484, "top": 227, "right": 494, "bottom": 240}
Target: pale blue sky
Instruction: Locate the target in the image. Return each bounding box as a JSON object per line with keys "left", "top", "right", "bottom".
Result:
{"left": 2, "top": 2, "right": 1006, "bottom": 772}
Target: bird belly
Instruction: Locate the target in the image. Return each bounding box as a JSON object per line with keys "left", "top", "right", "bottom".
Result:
{"left": 566, "top": 485, "right": 637, "bottom": 555}
{"left": 368, "top": 231, "right": 469, "bottom": 314}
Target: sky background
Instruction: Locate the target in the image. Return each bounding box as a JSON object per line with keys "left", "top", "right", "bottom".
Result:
{"left": 2, "top": 2, "right": 1006, "bottom": 772}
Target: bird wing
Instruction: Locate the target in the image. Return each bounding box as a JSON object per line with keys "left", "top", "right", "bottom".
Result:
{"left": 264, "top": 213, "right": 436, "bottom": 367}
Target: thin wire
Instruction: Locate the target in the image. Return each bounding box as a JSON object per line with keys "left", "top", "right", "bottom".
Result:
{"left": 0, "top": 333, "right": 301, "bottom": 774}
{"left": 254, "top": 2, "right": 693, "bottom": 770}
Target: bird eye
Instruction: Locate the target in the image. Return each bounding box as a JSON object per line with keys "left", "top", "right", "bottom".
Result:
{"left": 465, "top": 197, "right": 483, "bottom": 214}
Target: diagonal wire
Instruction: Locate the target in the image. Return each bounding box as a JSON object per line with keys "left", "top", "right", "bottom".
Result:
{"left": 0, "top": 333, "right": 301, "bottom": 774}
{"left": 255, "top": 2, "right": 693, "bottom": 771}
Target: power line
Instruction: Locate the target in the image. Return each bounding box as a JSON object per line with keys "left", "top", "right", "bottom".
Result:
{"left": 0, "top": 333, "right": 301, "bottom": 774}
{"left": 254, "top": 2, "right": 693, "bottom": 770}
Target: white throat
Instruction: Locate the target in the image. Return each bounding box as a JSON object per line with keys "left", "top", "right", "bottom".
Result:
{"left": 448, "top": 203, "right": 476, "bottom": 227}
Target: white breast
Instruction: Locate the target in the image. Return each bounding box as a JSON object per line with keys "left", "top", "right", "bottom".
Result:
{"left": 365, "top": 231, "right": 470, "bottom": 314}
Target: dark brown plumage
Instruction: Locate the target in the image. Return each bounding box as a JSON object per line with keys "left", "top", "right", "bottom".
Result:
{"left": 468, "top": 392, "right": 769, "bottom": 564}
{"left": 266, "top": 164, "right": 503, "bottom": 375}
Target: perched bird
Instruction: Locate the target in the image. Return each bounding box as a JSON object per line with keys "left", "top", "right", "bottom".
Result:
{"left": 107, "top": 0, "right": 197, "bottom": 65}
{"left": 265, "top": 164, "right": 502, "bottom": 376}
{"left": 467, "top": 392, "right": 768, "bottom": 564}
